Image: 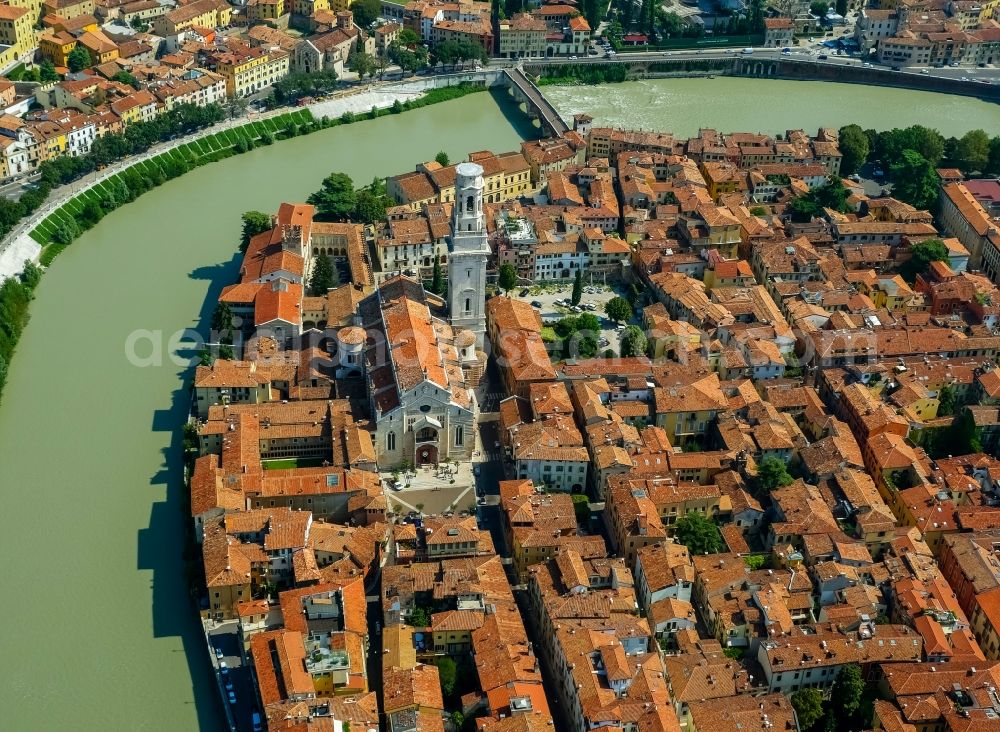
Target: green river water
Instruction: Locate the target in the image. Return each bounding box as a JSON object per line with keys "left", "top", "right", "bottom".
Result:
{"left": 542, "top": 77, "right": 1000, "bottom": 137}
{"left": 0, "top": 80, "right": 997, "bottom": 730}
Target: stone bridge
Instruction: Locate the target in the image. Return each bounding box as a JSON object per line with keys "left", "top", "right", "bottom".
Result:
{"left": 498, "top": 67, "right": 570, "bottom": 138}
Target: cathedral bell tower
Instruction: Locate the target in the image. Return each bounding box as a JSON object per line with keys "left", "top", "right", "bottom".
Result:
{"left": 448, "top": 162, "right": 489, "bottom": 348}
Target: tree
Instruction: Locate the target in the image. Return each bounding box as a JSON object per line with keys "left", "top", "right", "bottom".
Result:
{"left": 430, "top": 258, "right": 444, "bottom": 296}
{"left": 604, "top": 296, "right": 632, "bottom": 324}
{"left": 571, "top": 270, "right": 583, "bottom": 306}
{"left": 788, "top": 195, "right": 820, "bottom": 223}
{"left": 113, "top": 70, "right": 140, "bottom": 89}
{"left": 389, "top": 36, "right": 429, "bottom": 73}
{"left": 435, "top": 657, "right": 457, "bottom": 697}
{"left": 308, "top": 172, "right": 357, "bottom": 221}
{"left": 673, "top": 511, "right": 723, "bottom": 556}
{"left": 757, "top": 455, "right": 793, "bottom": 492}
{"left": 218, "top": 344, "right": 235, "bottom": 360}
{"left": 572, "top": 493, "right": 590, "bottom": 523}
{"left": 838, "top": 124, "right": 870, "bottom": 177}
{"left": 212, "top": 301, "right": 235, "bottom": 343}
{"left": 791, "top": 688, "right": 825, "bottom": 731}
{"left": 309, "top": 255, "right": 335, "bottom": 296}
{"left": 240, "top": 211, "right": 271, "bottom": 253}
{"left": 19, "top": 260, "right": 42, "bottom": 292}
{"left": 809, "top": 0, "right": 828, "bottom": 16}
{"left": 408, "top": 605, "right": 430, "bottom": 627}
{"left": 900, "top": 238, "right": 948, "bottom": 283}
{"left": 67, "top": 45, "right": 92, "bottom": 73}
{"left": 435, "top": 151, "right": 450, "bottom": 167}
{"left": 39, "top": 59, "right": 59, "bottom": 83}
{"left": 987, "top": 136, "right": 1000, "bottom": 175}
{"left": 938, "top": 383, "right": 956, "bottom": 417}
{"left": 955, "top": 129, "right": 991, "bottom": 174}
{"left": 835, "top": 0, "right": 847, "bottom": 15}
{"left": 945, "top": 408, "right": 983, "bottom": 455}
{"left": 890, "top": 150, "right": 938, "bottom": 211}
{"left": 498, "top": 263, "right": 517, "bottom": 293}
{"left": 354, "top": 187, "right": 388, "bottom": 224}
{"left": 351, "top": 0, "right": 381, "bottom": 27}
{"left": 619, "top": 325, "right": 648, "bottom": 358}
{"left": 348, "top": 50, "right": 376, "bottom": 79}
{"left": 832, "top": 664, "right": 864, "bottom": 719}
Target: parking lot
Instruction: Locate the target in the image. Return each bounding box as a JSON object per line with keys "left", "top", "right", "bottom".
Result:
{"left": 512, "top": 281, "right": 635, "bottom": 356}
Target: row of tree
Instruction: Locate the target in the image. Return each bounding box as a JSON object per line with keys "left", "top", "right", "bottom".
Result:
{"left": 837, "top": 123, "right": 1000, "bottom": 210}
{"left": 0, "top": 260, "right": 42, "bottom": 400}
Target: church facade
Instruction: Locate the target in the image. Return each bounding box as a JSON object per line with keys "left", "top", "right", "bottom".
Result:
{"left": 361, "top": 162, "right": 490, "bottom": 469}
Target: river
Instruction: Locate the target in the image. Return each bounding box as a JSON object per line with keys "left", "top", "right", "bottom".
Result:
{"left": 0, "top": 90, "right": 532, "bottom": 731}
{"left": 1, "top": 75, "right": 997, "bottom": 730}
{"left": 542, "top": 77, "right": 1000, "bottom": 137}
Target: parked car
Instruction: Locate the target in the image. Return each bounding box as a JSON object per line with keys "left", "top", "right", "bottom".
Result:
{"left": 225, "top": 678, "right": 234, "bottom": 692}
{"left": 227, "top": 690, "right": 237, "bottom": 705}
{"left": 473, "top": 465, "right": 481, "bottom": 476}
{"left": 252, "top": 712, "right": 264, "bottom": 732}
{"left": 214, "top": 647, "right": 223, "bottom": 660}
{"left": 530, "top": 300, "right": 543, "bottom": 309}
{"left": 519, "top": 288, "right": 529, "bottom": 297}
{"left": 817, "top": 54, "right": 828, "bottom": 60}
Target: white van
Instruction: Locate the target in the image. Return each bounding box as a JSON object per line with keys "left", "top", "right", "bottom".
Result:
{"left": 742, "top": 48, "right": 754, "bottom": 55}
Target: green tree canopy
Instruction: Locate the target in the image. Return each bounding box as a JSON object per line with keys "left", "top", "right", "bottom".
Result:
{"left": 875, "top": 125, "right": 945, "bottom": 167}
{"left": 351, "top": 0, "right": 381, "bottom": 27}
{"left": 832, "top": 664, "right": 864, "bottom": 719}
{"left": 212, "top": 301, "right": 235, "bottom": 342}
{"left": 938, "top": 383, "right": 956, "bottom": 417}
{"left": 113, "top": 70, "right": 140, "bottom": 89}
{"left": 791, "top": 688, "right": 825, "bottom": 730}
{"left": 408, "top": 605, "right": 430, "bottom": 627}
{"left": 354, "top": 186, "right": 391, "bottom": 224}
{"left": 987, "top": 136, "right": 1000, "bottom": 175}
{"left": 571, "top": 269, "right": 583, "bottom": 306}
{"left": 348, "top": 50, "right": 376, "bottom": 79}
{"left": 39, "top": 59, "right": 59, "bottom": 83}
{"left": 838, "top": 124, "right": 870, "bottom": 177}
{"left": 604, "top": 296, "right": 632, "bottom": 324}
{"left": 308, "top": 172, "right": 357, "bottom": 221}
{"left": 900, "top": 238, "right": 948, "bottom": 283}
{"left": 309, "top": 255, "right": 335, "bottom": 296}
{"left": 673, "top": 511, "right": 723, "bottom": 556}
{"left": 430, "top": 258, "right": 444, "bottom": 296}
{"left": 389, "top": 35, "right": 429, "bottom": 72}
{"left": 955, "top": 129, "right": 991, "bottom": 174}
{"left": 435, "top": 151, "right": 450, "bottom": 167}
{"left": 498, "top": 263, "right": 517, "bottom": 293}
{"left": 890, "top": 150, "right": 938, "bottom": 211}
{"left": 757, "top": 455, "right": 793, "bottom": 492}
{"left": 67, "top": 45, "right": 92, "bottom": 73}
{"left": 435, "top": 657, "right": 457, "bottom": 697}
{"left": 240, "top": 210, "right": 271, "bottom": 253}
{"left": 433, "top": 39, "right": 487, "bottom": 65}
{"left": 619, "top": 325, "right": 648, "bottom": 358}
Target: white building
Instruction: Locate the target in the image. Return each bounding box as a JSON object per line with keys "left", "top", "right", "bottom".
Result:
{"left": 448, "top": 162, "right": 490, "bottom": 348}
{"left": 364, "top": 276, "right": 477, "bottom": 469}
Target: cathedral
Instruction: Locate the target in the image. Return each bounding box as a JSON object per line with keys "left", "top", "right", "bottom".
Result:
{"left": 362, "top": 163, "right": 489, "bottom": 468}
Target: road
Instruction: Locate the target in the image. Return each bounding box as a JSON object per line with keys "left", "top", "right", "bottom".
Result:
{"left": 207, "top": 621, "right": 259, "bottom": 732}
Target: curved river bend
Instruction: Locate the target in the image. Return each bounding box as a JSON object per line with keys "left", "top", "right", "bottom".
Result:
{"left": 0, "top": 92, "right": 532, "bottom": 731}
{"left": 0, "top": 80, "right": 996, "bottom": 730}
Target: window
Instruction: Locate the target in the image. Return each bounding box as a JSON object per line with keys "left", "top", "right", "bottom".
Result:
{"left": 455, "top": 426, "right": 464, "bottom": 446}
{"left": 465, "top": 297, "right": 471, "bottom": 313}
{"left": 386, "top": 431, "right": 396, "bottom": 451}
